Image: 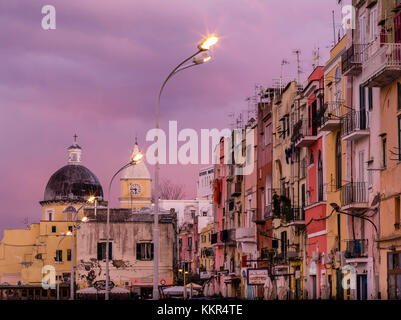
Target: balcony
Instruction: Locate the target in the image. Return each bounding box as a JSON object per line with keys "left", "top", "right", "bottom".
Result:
{"left": 342, "top": 44, "right": 366, "bottom": 76}
{"left": 340, "top": 182, "right": 369, "bottom": 211}
{"left": 230, "top": 181, "right": 241, "bottom": 197}
{"left": 286, "top": 208, "right": 306, "bottom": 226}
{"left": 221, "top": 229, "right": 236, "bottom": 246}
{"left": 362, "top": 42, "right": 401, "bottom": 88}
{"left": 292, "top": 119, "right": 318, "bottom": 148}
{"left": 345, "top": 239, "right": 368, "bottom": 259}
{"left": 319, "top": 101, "right": 343, "bottom": 132}
{"left": 212, "top": 230, "right": 236, "bottom": 246}
{"left": 211, "top": 233, "right": 218, "bottom": 245}
{"left": 235, "top": 227, "right": 256, "bottom": 243}
{"left": 341, "top": 110, "right": 370, "bottom": 141}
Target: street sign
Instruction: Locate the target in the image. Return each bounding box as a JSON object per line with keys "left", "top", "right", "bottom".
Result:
{"left": 200, "top": 271, "right": 211, "bottom": 279}
{"left": 247, "top": 268, "right": 269, "bottom": 286}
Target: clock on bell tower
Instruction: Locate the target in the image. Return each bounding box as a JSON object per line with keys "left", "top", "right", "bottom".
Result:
{"left": 119, "top": 140, "right": 152, "bottom": 210}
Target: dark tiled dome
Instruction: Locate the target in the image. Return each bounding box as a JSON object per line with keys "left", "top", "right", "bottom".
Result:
{"left": 43, "top": 165, "right": 103, "bottom": 202}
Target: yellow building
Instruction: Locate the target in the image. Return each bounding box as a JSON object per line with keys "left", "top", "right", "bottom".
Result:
{"left": 119, "top": 140, "right": 152, "bottom": 210}
{"left": 322, "top": 35, "right": 348, "bottom": 300}
{"left": 199, "top": 223, "right": 214, "bottom": 274}
{"left": 0, "top": 138, "right": 104, "bottom": 299}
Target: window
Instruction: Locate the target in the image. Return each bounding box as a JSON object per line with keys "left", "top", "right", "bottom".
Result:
{"left": 265, "top": 124, "right": 272, "bottom": 146}
{"left": 55, "top": 250, "right": 62, "bottom": 262}
{"left": 136, "top": 243, "right": 154, "bottom": 260}
{"left": 317, "top": 151, "right": 324, "bottom": 202}
{"left": 382, "top": 138, "right": 387, "bottom": 168}
{"left": 190, "top": 210, "right": 195, "bottom": 219}
{"left": 370, "top": 8, "right": 377, "bottom": 41}
{"left": 366, "top": 88, "right": 372, "bottom": 111}
{"left": 280, "top": 231, "right": 287, "bottom": 258}
{"left": 51, "top": 226, "right": 56, "bottom": 233}
{"left": 46, "top": 209, "right": 54, "bottom": 221}
{"left": 336, "top": 134, "right": 342, "bottom": 189}
{"left": 68, "top": 226, "right": 73, "bottom": 232}
{"left": 97, "top": 242, "right": 112, "bottom": 260}
{"left": 359, "top": 85, "right": 366, "bottom": 110}
{"left": 67, "top": 249, "right": 71, "bottom": 261}
{"left": 310, "top": 150, "right": 314, "bottom": 165}
{"left": 387, "top": 251, "right": 401, "bottom": 300}
{"left": 398, "top": 83, "right": 401, "bottom": 110}
{"left": 188, "top": 237, "right": 192, "bottom": 250}
{"left": 398, "top": 116, "right": 401, "bottom": 161}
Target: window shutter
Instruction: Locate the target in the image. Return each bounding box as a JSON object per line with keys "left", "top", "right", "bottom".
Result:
{"left": 151, "top": 243, "right": 154, "bottom": 260}
{"left": 359, "top": 85, "right": 365, "bottom": 109}
{"left": 136, "top": 244, "right": 141, "bottom": 260}
{"left": 108, "top": 242, "right": 112, "bottom": 260}
{"left": 97, "top": 243, "right": 102, "bottom": 260}
{"left": 398, "top": 83, "right": 401, "bottom": 110}
{"left": 368, "top": 88, "right": 373, "bottom": 111}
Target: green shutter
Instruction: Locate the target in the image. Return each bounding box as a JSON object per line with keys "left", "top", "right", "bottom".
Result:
{"left": 108, "top": 242, "right": 112, "bottom": 260}
{"left": 136, "top": 243, "right": 141, "bottom": 260}
{"left": 398, "top": 83, "right": 401, "bottom": 110}
{"left": 368, "top": 88, "right": 373, "bottom": 111}
{"left": 97, "top": 243, "right": 102, "bottom": 260}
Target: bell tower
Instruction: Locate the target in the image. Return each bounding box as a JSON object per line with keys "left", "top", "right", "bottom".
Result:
{"left": 119, "top": 139, "right": 152, "bottom": 210}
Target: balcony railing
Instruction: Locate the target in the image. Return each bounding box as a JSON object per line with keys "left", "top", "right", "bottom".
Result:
{"left": 231, "top": 181, "right": 241, "bottom": 197}
{"left": 340, "top": 182, "right": 368, "bottom": 208}
{"left": 286, "top": 207, "right": 306, "bottom": 225}
{"left": 319, "top": 101, "right": 344, "bottom": 131}
{"left": 341, "top": 110, "right": 369, "bottom": 141}
{"left": 211, "top": 233, "right": 218, "bottom": 245}
{"left": 345, "top": 239, "right": 368, "bottom": 259}
{"left": 342, "top": 44, "right": 366, "bottom": 76}
{"left": 362, "top": 42, "right": 401, "bottom": 87}
{"left": 291, "top": 119, "right": 318, "bottom": 148}
{"left": 235, "top": 227, "right": 256, "bottom": 243}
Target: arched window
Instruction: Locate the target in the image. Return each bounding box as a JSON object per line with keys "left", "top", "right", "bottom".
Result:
{"left": 336, "top": 133, "right": 342, "bottom": 189}
{"left": 317, "top": 151, "right": 323, "bottom": 202}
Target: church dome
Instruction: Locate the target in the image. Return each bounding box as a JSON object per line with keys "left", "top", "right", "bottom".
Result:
{"left": 42, "top": 136, "right": 104, "bottom": 202}
{"left": 43, "top": 164, "right": 104, "bottom": 202}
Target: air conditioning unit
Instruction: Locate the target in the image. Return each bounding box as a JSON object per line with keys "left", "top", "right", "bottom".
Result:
{"left": 312, "top": 251, "right": 320, "bottom": 262}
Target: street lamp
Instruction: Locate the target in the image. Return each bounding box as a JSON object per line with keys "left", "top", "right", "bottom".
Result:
{"left": 69, "top": 196, "right": 95, "bottom": 300}
{"left": 178, "top": 266, "right": 189, "bottom": 300}
{"left": 56, "top": 232, "right": 67, "bottom": 300}
{"left": 153, "top": 35, "right": 219, "bottom": 300}
{"left": 105, "top": 149, "right": 144, "bottom": 300}
{"left": 329, "top": 202, "right": 378, "bottom": 234}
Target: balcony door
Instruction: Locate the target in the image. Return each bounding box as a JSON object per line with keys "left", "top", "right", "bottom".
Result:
{"left": 357, "top": 275, "right": 368, "bottom": 300}
{"left": 311, "top": 101, "right": 318, "bottom": 136}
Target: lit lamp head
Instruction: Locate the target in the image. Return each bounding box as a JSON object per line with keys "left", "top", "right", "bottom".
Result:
{"left": 81, "top": 216, "right": 89, "bottom": 223}
{"left": 132, "top": 151, "right": 144, "bottom": 164}
{"left": 178, "top": 269, "right": 183, "bottom": 273}
{"left": 66, "top": 231, "right": 72, "bottom": 236}
{"left": 198, "top": 36, "right": 219, "bottom": 51}
{"left": 193, "top": 52, "right": 212, "bottom": 65}
{"left": 87, "top": 196, "right": 96, "bottom": 203}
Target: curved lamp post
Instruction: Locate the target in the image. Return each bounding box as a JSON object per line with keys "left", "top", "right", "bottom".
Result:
{"left": 153, "top": 35, "right": 219, "bottom": 300}
{"left": 329, "top": 202, "right": 378, "bottom": 235}
{"left": 68, "top": 197, "right": 95, "bottom": 300}
{"left": 105, "top": 150, "right": 144, "bottom": 300}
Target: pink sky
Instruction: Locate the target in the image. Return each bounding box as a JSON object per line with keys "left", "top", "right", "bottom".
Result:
{"left": 0, "top": 0, "right": 348, "bottom": 236}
